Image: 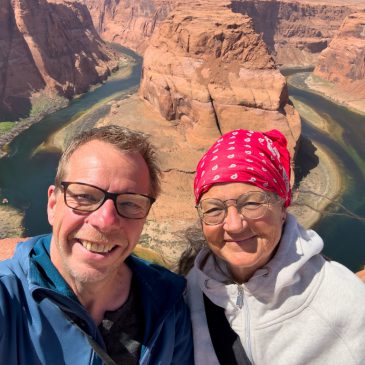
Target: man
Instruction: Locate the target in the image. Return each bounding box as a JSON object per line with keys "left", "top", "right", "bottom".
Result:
{"left": 0, "top": 125, "right": 193, "bottom": 364}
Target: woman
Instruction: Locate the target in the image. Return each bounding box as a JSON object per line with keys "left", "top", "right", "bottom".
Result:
{"left": 183, "top": 129, "right": 365, "bottom": 365}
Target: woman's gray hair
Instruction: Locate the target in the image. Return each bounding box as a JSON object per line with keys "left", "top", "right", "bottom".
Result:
{"left": 177, "top": 224, "right": 206, "bottom": 276}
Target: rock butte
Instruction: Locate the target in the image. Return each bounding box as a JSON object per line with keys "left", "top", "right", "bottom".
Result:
{"left": 83, "top": 0, "right": 365, "bottom": 111}
{"left": 139, "top": 1, "right": 301, "bottom": 158}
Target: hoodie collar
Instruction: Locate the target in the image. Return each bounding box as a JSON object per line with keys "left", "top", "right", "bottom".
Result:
{"left": 194, "top": 214, "right": 324, "bottom": 304}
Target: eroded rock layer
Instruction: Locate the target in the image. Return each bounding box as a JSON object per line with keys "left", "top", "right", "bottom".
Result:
{"left": 230, "top": 0, "right": 360, "bottom": 67}
{"left": 82, "top": 0, "right": 173, "bottom": 54}
{"left": 140, "top": 1, "right": 301, "bottom": 156}
{"left": 83, "top": 0, "right": 364, "bottom": 68}
{"left": 0, "top": 0, "right": 118, "bottom": 119}
{"left": 310, "top": 11, "right": 365, "bottom": 111}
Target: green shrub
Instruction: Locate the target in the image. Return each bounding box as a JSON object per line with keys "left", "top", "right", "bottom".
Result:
{"left": 0, "top": 121, "right": 15, "bottom": 134}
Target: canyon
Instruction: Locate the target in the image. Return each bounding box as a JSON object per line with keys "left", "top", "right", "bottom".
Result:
{"left": 83, "top": 0, "right": 364, "bottom": 67}
{"left": 0, "top": 0, "right": 119, "bottom": 119}
{"left": 82, "top": 0, "right": 365, "bottom": 112}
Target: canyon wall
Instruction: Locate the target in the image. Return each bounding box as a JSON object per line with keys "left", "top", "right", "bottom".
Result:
{"left": 308, "top": 11, "right": 365, "bottom": 112}
{"left": 83, "top": 0, "right": 363, "bottom": 67}
{"left": 0, "top": 0, "right": 119, "bottom": 119}
{"left": 82, "top": 0, "right": 173, "bottom": 54}
{"left": 230, "top": 0, "right": 361, "bottom": 67}
{"left": 140, "top": 1, "right": 301, "bottom": 157}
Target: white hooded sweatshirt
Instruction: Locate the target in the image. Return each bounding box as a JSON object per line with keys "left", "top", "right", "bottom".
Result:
{"left": 186, "top": 214, "right": 365, "bottom": 365}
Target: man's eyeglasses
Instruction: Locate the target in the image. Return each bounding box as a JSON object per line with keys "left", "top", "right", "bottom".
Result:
{"left": 196, "top": 191, "right": 277, "bottom": 225}
{"left": 60, "top": 182, "right": 155, "bottom": 219}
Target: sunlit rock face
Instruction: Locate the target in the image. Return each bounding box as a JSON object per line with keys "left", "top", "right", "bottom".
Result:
{"left": 229, "top": 0, "right": 361, "bottom": 67}
{"left": 140, "top": 0, "right": 301, "bottom": 158}
{"left": 82, "top": 0, "right": 362, "bottom": 67}
{"left": 313, "top": 11, "right": 365, "bottom": 102}
{"left": 0, "top": 0, "right": 118, "bottom": 119}
{"left": 81, "top": 0, "right": 173, "bottom": 54}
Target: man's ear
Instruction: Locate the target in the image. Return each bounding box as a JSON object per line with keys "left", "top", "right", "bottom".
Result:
{"left": 47, "top": 185, "right": 57, "bottom": 226}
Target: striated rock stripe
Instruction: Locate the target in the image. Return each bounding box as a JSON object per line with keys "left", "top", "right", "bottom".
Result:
{"left": 311, "top": 11, "right": 365, "bottom": 111}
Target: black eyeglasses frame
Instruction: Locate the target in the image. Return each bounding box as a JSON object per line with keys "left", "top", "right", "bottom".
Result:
{"left": 60, "top": 181, "right": 155, "bottom": 219}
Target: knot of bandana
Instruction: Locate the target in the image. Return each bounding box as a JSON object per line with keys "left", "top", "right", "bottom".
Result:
{"left": 194, "top": 129, "right": 292, "bottom": 207}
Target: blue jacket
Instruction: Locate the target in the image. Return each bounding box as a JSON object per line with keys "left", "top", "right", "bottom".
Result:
{"left": 0, "top": 234, "right": 193, "bottom": 364}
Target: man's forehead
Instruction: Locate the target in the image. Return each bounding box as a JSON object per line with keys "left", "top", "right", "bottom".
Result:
{"left": 62, "top": 140, "right": 149, "bottom": 182}
{"left": 67, "top": 140, "right": 135, "bottom": 163}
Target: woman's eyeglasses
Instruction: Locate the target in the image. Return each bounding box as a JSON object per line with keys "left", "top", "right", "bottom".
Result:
{"left": 196, "top": 191, "right": 277, "bottom": 225}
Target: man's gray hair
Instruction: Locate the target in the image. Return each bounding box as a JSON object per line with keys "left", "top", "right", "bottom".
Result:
{"left": 54, "top": 125, "right": 162, "bottom": 198}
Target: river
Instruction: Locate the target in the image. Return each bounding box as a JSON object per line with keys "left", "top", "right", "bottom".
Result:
{"left": 284, "top": 69, "right": 365, "bottom": 272}
{"left": 0, "top": 53, "right": 364, "bottom": 272}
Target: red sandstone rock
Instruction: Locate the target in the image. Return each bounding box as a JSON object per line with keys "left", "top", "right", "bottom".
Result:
{"left": 313, "top": 11, "right": 365, "bottom": 104}
{"left": 230, "top": 0, "right": 362, "bottom": 67}
{"left": 0, "top": 0, "right": 119, "bottom": 118}
{"left": 0, "top": 237, "right": 26, "bottom": 261}
{"left": 82, "top": 0, "right": 363, "bottom": 68}
{"left": 82, "top": 0, "right": 173, "bottom": 54}
{"left": 139, "top": 0, "right": 301, "bottom": 158}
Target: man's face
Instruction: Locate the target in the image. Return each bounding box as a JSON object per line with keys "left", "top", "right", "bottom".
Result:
{"left": 47, "top": 140, "right": 151, "bottom": 288}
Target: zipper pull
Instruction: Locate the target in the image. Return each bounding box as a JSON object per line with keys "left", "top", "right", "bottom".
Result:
{"left": 236, "top": 285, "right": 244, "bottom": 308}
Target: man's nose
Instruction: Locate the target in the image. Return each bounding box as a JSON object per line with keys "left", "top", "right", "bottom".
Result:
{"left": 86, "top": 198, "right": 121, "bottom": 231}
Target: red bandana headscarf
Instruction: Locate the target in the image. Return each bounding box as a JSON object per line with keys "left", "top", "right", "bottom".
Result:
{"left": 194, "top": 129, "right": 292, "bottom": 207}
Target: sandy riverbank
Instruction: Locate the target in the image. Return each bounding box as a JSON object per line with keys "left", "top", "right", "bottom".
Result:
{"left": 288, "top": 140, "right": 344, "bottom": 229}
{"left": 303, "top": 74, "right": 365, "bottom": 116}
{"left": 0, "top": 204, "right": 24, "bottom": 239}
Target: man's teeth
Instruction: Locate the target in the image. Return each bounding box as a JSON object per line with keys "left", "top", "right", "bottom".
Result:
{"left": 81, "top": 241, "right": 115, "bottom": 253}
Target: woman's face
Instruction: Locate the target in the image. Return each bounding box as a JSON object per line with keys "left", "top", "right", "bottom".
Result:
{"left": 200, "top": 182, "right": 286, "bottom": 282}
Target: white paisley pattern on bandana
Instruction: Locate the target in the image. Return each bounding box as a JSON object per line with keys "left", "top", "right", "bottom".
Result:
{"left": 194, "top": 129, "right": 292, "bottom": 206}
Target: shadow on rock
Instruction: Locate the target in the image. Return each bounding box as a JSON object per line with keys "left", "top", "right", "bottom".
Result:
{"left": 294, "top": 135, "right": 319, "bottom": 187}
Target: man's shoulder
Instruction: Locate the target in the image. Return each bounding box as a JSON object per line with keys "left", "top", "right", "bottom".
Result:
{"left": 128, "top": 254, "right": 185, "bottom": 281}
{"left": 128, "top": 255, "right": 186, "bottom": 294}
{"left": 0, "top": 235, "right": 49, "bottom": 276}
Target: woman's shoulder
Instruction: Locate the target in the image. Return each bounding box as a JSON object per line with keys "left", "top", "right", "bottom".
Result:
{"left": 356, "top": 267, "right": 365, "bottom": 282}
{"left": 319, "top": 259, "right": 365, "bottom": 302}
